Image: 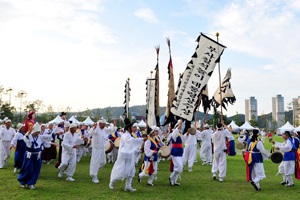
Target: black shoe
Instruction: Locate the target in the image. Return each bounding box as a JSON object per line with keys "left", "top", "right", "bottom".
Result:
{"left": 138, "top": 177, "right": 141, "bottom": 183}
{"left": 174, "top": 182, "right": 180, "bottom": 186}
{"left": 280, "top": 181, "right": 287, "bottom": 185}
{"left": 147, "top": 183, "right": 154, "bottom": 186}
{"left": 257, "top": 187, "right": 261, "bottom": 191}
{"left": 251, "top": 181, "right": 259, "bottom": 191}
{"left": 213, "top": 176, "right": 216, "bottom": 180}
{"left": 285, "top": 184, "right": 294, "bottom": 187}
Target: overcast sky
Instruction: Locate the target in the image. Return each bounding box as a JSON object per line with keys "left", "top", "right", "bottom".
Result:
{"left": 0, "top": 0, "right": 299, "bottom": 117}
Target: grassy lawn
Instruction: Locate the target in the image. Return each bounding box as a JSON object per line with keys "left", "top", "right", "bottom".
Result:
{"left": 0, "top": 135, "right": 298, "bottom": 200}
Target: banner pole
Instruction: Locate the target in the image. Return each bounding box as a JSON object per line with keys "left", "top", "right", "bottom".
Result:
{"left": 216, "top": 32, "right": 223, "bottom": 122}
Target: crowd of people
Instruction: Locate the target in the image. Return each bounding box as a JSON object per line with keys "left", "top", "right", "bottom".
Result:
{"left": 0, "top": 111, "right": 299, "bottom": 192}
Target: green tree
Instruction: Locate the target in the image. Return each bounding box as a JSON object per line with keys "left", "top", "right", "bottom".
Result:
{"left": 0, "top": 103, "right": 16, "bottom": 121}
{"left": 104, "top": 109, "right": 112, "bottom": 122}
{"left": 249, "top": 114, "right": 259, "bottom": 127}
{"left": 260, "top": 112, "right": 267, "bottom": 128}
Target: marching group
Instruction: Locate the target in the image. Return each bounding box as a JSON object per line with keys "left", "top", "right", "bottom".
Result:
{"left": 0, "top": 111, "right": 299, "bottom": 192}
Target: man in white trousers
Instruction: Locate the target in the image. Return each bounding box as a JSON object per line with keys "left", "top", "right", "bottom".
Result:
{"left": 169, "top": 119, "right": 184, "bottom": 186}
{"left": 89, "top": 118, "right": 116, "bottom": 183}
{"left": 199, "top": 124, "right": 213, "bottom": 165}
{"left": 109, "top": 118, "right": 144, "bottom": 192}
{"left": 58, "top": 124, "right": 84, "bottom": 181}
{"left": 0, "top": 119, "right": 16, "bottom": 168}
{"left": 211, "top": 122, "right": 234, "bottom": 182}
{"left": 182, "top": 126, "right": 197, "bottom": 172}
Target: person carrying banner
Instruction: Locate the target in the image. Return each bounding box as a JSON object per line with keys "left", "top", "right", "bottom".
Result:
{"left": 211, "top": 121, "right": 234, "bottom": 182}
{"left": 182, "top": 124, "right": 197, "bottom": 172}
{"left": 109, "top": 118, "right": 144, "bottom": 192}
{"left": 199, "top": 123, "right": 213, "bottom": 166}
{"left": 244, "top": 129, "right": 269, "bottom": 191}
{"left": 273, "top": 131, "right": 297, "bottom": 187}
{"left": 169, "top": 119, "right": 184, "bottom": 186}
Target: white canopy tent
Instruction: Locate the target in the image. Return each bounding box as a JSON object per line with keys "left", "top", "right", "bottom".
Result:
{"left": 49, "top": 115, "right": 64, "bottom": 125}
{"left": 278, "top": 121, "right": 295, "bottom": 134}
{"left": 294, "top": 125, "right": 300, "bottom": 132}
{"left": 69, "top": 116, "right": 80, "bottom": 125}
{"left": 228, "top": 120, "right": 239, "bottom": 131}
{"left": 239, "top": 121, "right": 254, "bottom": 130}
{"left": 82, "top": 116, "right": 95, "bottom": 126}
{"left": 138, "top": 120, "right": 146, "bottom": 128}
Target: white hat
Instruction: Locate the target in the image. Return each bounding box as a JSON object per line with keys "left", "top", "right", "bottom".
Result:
{"left": 64, "top": 121, "right": 70, "bottom": 127}
{"left": 5, "top": 119, "right": 11, "bottom": 123}
{"left": 132, "top": 123, "right": 139, "bottom": 128}
{"left": 3, "top": 117, "right": 8, "bottom": 122}
{"left": 69, "top": 123, "right": 77, "bottom": 129}
{"left": 41, "top": 124, "right": 46, "bottom": 127}
{"left": 204, "top": 124, "right": 209, "bottom": 128}
{"left": 31, "top": 122, "right": 41, "bottom": 133}
{"left": 17, "top": 123, "right": 25, "bottom": 130}
{"left": 98, "top": 117, "right": 107, "bottom": 124}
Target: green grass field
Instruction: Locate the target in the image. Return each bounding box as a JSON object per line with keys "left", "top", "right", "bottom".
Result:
{"left": 0, "top": 136, "right": 298, "bottom": 200}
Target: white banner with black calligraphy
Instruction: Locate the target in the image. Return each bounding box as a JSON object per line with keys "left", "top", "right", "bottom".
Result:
{"left": 146, "top": 78, "right": 157, "bottom": 127}
{"left": 170, "top": 33, "right": 226, "bottom": 121}
{"left": 210, "top": 68, "right": 236, "bottom": 110}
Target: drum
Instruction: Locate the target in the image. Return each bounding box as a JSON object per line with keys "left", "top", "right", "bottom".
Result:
{"left": 105, "top": 140, "right": 113, "bottom": 154}
{"left": 188, "top": 128, "right": 196, "bottom": 135}
{"left": 236, "top": 142, "right": 244, "bottom": 150}
{"left": 158, "top": 146, "right": 170, "bottom": 158}
{"left": 271, "top": 152, "right": 283, "bottom": 164}
{"left": 114, "top": 138, "right": 121, "bottom": 148}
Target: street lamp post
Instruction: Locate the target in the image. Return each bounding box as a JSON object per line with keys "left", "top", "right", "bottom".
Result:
{"left": 6, "top": 88, "right": 13, "bottom": 104}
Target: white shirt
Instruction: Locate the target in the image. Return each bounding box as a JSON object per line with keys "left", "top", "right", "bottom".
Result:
{"left": 0, "top": 127, "right": 16, "bottom": 141}
{"left": 211, "top": 129, "right": 234, "bottom": 152}
{"left": 23, "top": 134, "right": 52, "bottom": 150}
{"left": 11, "top": 131, "right": 25, "bottom": 147}
{"left": 89, "top": 124, "right": 115, "bottom": 149}
{"left": 62, "top": 131, "right": 83, "bottom": 155}
{"left": 183, "top": 134, "right": 197, "bottom": 146}
{"left": 199, "top": 129, "right": 213, "bottom": 144}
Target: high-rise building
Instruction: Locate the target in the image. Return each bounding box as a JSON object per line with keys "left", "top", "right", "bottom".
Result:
{"left": 245, "top": 97, "right": 257, "bottom": 121}
{"left": 292, "top": 97, "right": 300, "bottom": 126}
{"left": 272, "top": 94, "right": 284, "bottom": 127}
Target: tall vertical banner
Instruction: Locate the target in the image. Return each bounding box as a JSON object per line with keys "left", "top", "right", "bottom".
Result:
{"left": 170, "top": 33, "right": 226, "bottom": 121}
{"left": 123, "top": 78, "right": 130, "bottom": 118}
{"left": 154, "top": 46, "right": 160, "bottom": 127}
{"left": 146, "top": 78, "right": 157, "bottom": 127}
{"left": 165, "top": 38, "right": 175, "bottom": 121}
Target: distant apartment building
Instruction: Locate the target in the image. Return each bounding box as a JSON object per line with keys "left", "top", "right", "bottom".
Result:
{"left": 245, "top": 97, "right": 257, "bottom": 121}
{"left": 272, "top": 94, "right": 284, "bottom": 127}
{"left": 292, "top": 97, "right": 300, "bottom": 126}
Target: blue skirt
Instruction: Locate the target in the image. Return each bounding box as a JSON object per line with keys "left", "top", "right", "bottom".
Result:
{"left": 18, "top": 152, "right": 42, "bottom": 185}
{"left": 14, "top": 140, "right": 26, "bottom": 169}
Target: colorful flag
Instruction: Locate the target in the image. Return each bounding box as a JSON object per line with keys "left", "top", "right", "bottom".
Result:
{"left": 210, "top": 68, "right": 236, "bottom": 110}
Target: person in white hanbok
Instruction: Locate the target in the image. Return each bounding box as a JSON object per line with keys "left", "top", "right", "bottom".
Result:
{"left": 273, "top": 131, "right": 297, "bottom": 187}
{"left": 199, "top": 124, "right": 213, "bottom": 165}
{"left": 88, "top": 118, "right": 116, "bottom": 183}
{"left": 109, "top": 118, "right": 144, "bottom": 192}
{"left": 211, "top": 122, "right": 234, "bottom": 182}
{"left": 182, "top": 126, "right": 197, "bottom": 172}
{"left": 0, "top": 119, "right": 16, "bottom": 168}
{"left": 245, "top": 129, "right": 268, "bottom": 191}
{"left": 58, "top": 124, "right": 84, "bottom": 182}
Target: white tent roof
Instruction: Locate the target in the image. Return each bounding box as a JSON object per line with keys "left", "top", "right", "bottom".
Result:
{"left": 69, "top": 116, "right": 79, "bottom": 125}
{"left": 294, "top": 125, "right": 300, "bottom": 132}
{"left": 239, "top": 121, "right": 254, "bottom": 130}
{"left": 278, "top": 121, "right": 295, "bottom": 133}
{"left": 138, "top": 120, "right": 146, "bottom": 128}
{"left": 228, "top": 120, "right": 239, "bottom": 130}
{"left": 49, "top": 115, "right": 64, "bottom": 125}
{"left": 82, "top": 116, "right": 95, "bottom": 126}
